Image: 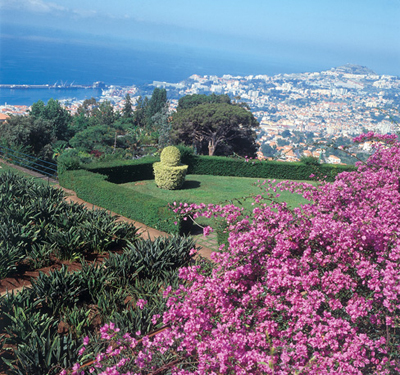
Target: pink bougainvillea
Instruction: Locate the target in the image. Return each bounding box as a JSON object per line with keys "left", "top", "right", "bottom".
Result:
{"left": 64, "top": 134, "right": 400, "bottom": 374}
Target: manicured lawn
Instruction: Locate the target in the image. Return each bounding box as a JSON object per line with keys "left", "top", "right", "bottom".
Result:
{"left": 121, "top": 174, "right": 313, "bottom": 211}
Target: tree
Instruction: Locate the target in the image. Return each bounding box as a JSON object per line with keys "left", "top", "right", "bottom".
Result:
{"left": 133, "top": 96, "right": 148, "bottom": 128}
{"left": 146, "top": 88, "right": 167, "bottom": 122}
{"left": 0, "top": 115, "right": 56, "bottom": 160}
{"left": 122, "top": 93, "right": 134, "bottom": 120}
{"left": 76, "top": 97, "right": 98, "bottom": 117}
{"left": 177, "top": 93, "right": 231, "bottom": 111}
{"left": 91, "top": 100, "right": 118, "bottom": 127}
{"left": 30, "top": 98, "right": 72, "bottom": 141}
{"left": 261, "top": 143, "right": 276, "bottom": 157}
{"left": 152, "top": 104, "right": 171, "bottom": 149}
{"left": 171, "top": 102, "right": 259, "bottom": 157}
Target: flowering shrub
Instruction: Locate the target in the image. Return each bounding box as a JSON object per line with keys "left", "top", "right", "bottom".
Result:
{"left": 64, "top": 133, "right": 400, "bottom": 374}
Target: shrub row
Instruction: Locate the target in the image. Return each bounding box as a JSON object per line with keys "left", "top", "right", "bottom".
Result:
{"left": 186, "top": 155, "right": 355, "bottom": 181}
{"left": 86, "top": 155, "right": 355, "bottom": 185}
{"left": 59, "top": 169, "right": 183, "bottom": 235}
{"left": 86, "top": 156, "right": 158, "bottom": 184}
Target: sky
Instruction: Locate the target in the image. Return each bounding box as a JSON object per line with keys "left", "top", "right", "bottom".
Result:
{"left": 1, "top": 0, "right": 399, "bottom": 76}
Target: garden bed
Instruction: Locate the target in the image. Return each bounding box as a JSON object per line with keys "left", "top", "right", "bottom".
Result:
{"left": 0, "top": 171, "right": 209, "bottom": 374}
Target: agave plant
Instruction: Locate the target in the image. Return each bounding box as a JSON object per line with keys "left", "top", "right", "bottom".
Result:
{"left": 0, "top": 242, "right": 25, "bottom": 279}
{"left": 3, "top": 331, "right": 80, "bottom": 375}
{"left": 30, "top": 266, "right": 86, "bottom": 315}
{"left": 3, "top": 308, "right": 58, "bottom": 346}
{"left": 123, "top": 234, "right": 198, "bottom": 279}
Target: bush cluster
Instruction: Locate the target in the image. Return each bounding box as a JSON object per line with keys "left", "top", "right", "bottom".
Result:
{"left": 86, "top": 156, "right": 158, "bottom": 184}
{"left": 187, "top": 155, "right": 354, "bottom": 181}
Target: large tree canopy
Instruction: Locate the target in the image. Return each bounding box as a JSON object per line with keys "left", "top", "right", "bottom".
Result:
{"left": 0, "top": 115, "right": 56, "bottom": 160}
{"left": 171, "top": 101, "right": 259, "bottom": 157}
{"left": 177, "top": 93, "right": 231, "bottom": 111}
{"left": 29, "top": 98, "right": 72, "bottom": 141}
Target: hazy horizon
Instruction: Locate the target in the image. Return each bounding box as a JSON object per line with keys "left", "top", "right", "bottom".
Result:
{"left": 1, "top": 0, "right": 399, "bottom": 86}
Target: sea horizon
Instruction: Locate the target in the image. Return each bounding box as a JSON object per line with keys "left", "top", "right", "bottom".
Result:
{"left": 1, "top": 34, "right": 397, "bottom": 106}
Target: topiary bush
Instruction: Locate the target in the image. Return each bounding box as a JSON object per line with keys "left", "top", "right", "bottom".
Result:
{"left": 153, "top": 146, "right": 188, "bottom": 190}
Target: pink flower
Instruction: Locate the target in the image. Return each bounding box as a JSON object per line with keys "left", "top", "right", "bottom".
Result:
{"left": 136, "top": 299, "right": 147, "bottom": 310}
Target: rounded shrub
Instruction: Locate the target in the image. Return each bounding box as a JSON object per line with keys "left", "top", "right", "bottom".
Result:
{"left": 153, "top": 146, "right": 188, "bottom": 190}
{"left": 160, "top": 146, "right": 181, "bottom": 167}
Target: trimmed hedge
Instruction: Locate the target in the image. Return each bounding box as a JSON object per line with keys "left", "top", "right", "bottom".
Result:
{"left": 186, "top": 155, "right": 356, "bottom": 182}
{"left": 59, "top": 169, "right": 182, "bottom": 235}
{"left": 86, "top": 156, "right": 159, "bottom": 184}
{"left": 86, "top": 155, "right": 355, "bottom": 184}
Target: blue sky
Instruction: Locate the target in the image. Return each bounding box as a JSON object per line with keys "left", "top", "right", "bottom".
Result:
{"left": 1, "top": 0, "right": 399, "bottom": 75}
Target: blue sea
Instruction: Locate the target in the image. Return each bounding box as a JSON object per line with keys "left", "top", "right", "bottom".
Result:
{"left": 0, "top": 35, "right": 329, "bottom": 106}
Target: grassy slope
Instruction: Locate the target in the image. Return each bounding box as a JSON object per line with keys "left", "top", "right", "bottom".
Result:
{"left": 121, "top": 174, "right": 313, "bottom": 212}
{"left": 0, "top": 162, "right": 57, "bottom": 187}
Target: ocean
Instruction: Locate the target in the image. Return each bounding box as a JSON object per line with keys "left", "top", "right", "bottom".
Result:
{"left": 1, "top": 36, "right": 327, "bottom": 106}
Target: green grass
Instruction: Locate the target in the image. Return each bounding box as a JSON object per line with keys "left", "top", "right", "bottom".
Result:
{"left": 121, "top": 174, "right": 313, "bottom": 212}
{"left": 0, "top": 162, "right": 57, "bottom": 187}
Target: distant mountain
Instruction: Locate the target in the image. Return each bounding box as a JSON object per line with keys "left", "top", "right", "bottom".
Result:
{"left": 334, "top": 64, "right": 376, "bottom": 75}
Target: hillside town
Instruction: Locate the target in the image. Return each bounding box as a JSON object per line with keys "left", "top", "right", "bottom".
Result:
{"left": 1, "top": 64, "right": 399, "bottom": 164}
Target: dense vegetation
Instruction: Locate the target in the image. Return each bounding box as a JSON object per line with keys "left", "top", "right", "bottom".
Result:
{"left": 0, "top": 171, "right": 139, "bottom": 277}
{"left": 0, "top": 171, "right": 203, "bottom": 374}
{"left": 171, "top": 94, "right": 259, "bottom": 157}
{"left": 61, "top": 133, "right": 400, "bottom": 374}
{"left": 0, "top": 91, "right": 262, "bottom": 176}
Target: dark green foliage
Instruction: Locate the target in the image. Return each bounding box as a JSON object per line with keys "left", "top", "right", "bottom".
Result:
{"left": 103, "top": 251, "right": 143, "bottom": 286}
{"left": 122, "top": 235, "right": 197, "bottom": 279}
{"left": 177, "top": 93, "right": 231, "bottom": 110}
{"left": 171, "top": 101, "right": 259, "bottom": 157}
{"left": 78, "top": 261, "right": 110, "bottom": 303}
{"left": 0, "top": 242, "right": 25, "bottom": 279}
{"left": 86, "top": 156, "right": 158, "bottom": 183}
{"left": 122, "top": 93, "right": 134, "bottom": 119}
{"left": 104, "top": 235, "right": 196, "bottom": 284}
{"left": 47, "top": 227, "right": 85, "bottom": 261}
{"left": 300, "top": 155, "right": 320, "bottom": 165}
{"left": 56, "top": 148, "right": 82, "bottom": 173}
{"left": 186, "top": 155, "right": 355, "bottom": 182}
{"left": 146, "top": 88, "right": 168, "bottom": 123}
{"left": 0, "top": 116, "right": 56, "bottom": 161}
{"left": 108, "top": 296, "right": 166, "bottom": 335}
{"left": 0, "top": 288, "right": 38, "bottom": 328}
{"left": 30, "top": 266, "right": 86, "bottom": 314}
{"left": 30, "top": 98, "right": 72, "bottom": 141}
{"left": 62, "top": 305, "right": 92, "bottom": 337}
{"left": 96, "top": 288, "right": 131, "bottom": 318}
{"left": 59, "top": 169, "right": 180, "bottom": 234}
{"left": 0, "top": 171, "right": 139, "bottom": 272}
{"left": 3, "top": 308, "right": 58, "bottom": 346}
{"left": 24, "top": 243, "right": 54, "bottom": 269}
{"left": 4, "top": 331, "right": 80, "bottom": 375}
{"left": 176, "top": 144, "right": 195, "bottom": 165}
